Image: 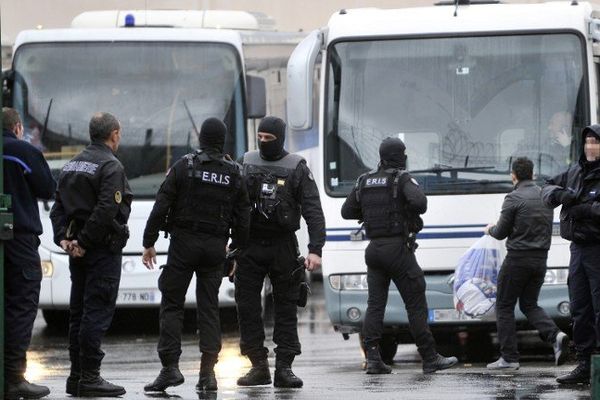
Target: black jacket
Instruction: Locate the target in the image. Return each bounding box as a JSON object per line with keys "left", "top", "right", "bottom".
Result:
{"left": 542, "top": 125, "right": 600, "bottom": 244}
{"left": 50, "top": 142, "right": 132, "bottom": 250}
{"left": 489, "top": 180, "right": 553, "bottom": 252}
{"left": 143, "top": 149, "right": 250, "bottom": 250}
{"left": 341, "top": 168, "right": 427, "bottom": 238}
{"left": 2, "top": 129, "right": 55, "bottom": 235}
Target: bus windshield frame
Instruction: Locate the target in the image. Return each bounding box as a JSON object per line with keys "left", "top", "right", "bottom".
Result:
{"left": 12, "top": 40, "right": 247, "bottom": 198}
{"left": 323, "top": 31, "right": 589, "bottom": 197}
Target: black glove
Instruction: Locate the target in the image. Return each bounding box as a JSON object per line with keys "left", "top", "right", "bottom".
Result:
{"left": 555, "top": 188, "right": 577, "bottom": 206}
{"left": 568, "top": 204, "right": 593, "bottom": 220}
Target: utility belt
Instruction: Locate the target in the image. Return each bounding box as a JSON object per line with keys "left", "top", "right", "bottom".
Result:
{"left": 248, "top": 231, "right": 295, "bottom": 246}
{"left": 369, "top": 233, "right": 418, "bottom": 252}
{"left": 66, "top": 218, "right": 129, "bottom": 253}
{"left": 173, "top": 220, "right": 228, "bottom": 237}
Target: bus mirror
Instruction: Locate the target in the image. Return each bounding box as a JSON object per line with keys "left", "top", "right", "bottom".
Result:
{"left": 591, "top": 18, "right": 600, "bottom": 43}
{"left": 246, "top": 74, "right": 266, "bottom": 119}
{"left": 2, "top": 69, "right": 14, "bottom": 108}
{"left": 286, "top": 29, "right": 322, "bottom": 131}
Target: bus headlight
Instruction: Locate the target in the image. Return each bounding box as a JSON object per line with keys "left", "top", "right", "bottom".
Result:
{"left": 544, "top": 268, "right": 568, "bottom": 285}
{"left": 329, "top": 275, "right": 341, "bottom": 290}
{"left": 41, "top": 260, "right": 54, "bottom": 278}
{"left": 329, "top": 274, "right": 369, "bottom": 290}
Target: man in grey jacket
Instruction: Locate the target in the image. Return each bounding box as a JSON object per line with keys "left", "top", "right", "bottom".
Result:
{"left": 484, "top": 157, "right": 569, "bottom": 370}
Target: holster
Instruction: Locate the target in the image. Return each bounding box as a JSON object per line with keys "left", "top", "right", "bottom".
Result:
{"left": 107, "top": 220, "right": 130, "bottom": 253}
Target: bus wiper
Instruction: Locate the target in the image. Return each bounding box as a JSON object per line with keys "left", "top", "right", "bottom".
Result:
{"left": 41, "top": 98, "right": 53, "bottom": 141}
{"left": 182, "top": 100, "right": 199, "bottom": 136}
{"left": 410, "top": 164, "right": 496, "bottom": 179}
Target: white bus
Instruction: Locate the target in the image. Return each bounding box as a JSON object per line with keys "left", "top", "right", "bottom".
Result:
{"left": 286, "top": 0, "right": 600, "bottom": 358}
{"left": 3, "top": 10, "right": 303, "bottom": 327}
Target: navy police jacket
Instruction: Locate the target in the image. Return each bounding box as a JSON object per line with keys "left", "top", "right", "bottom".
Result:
{"left": 2, "top": 129, "right": 55, "bottom": 235}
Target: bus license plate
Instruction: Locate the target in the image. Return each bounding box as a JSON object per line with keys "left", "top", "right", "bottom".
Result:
{"left": 428, "top": 309, "right": 461, "bottom": 322}
{"left": 118, "top": 289, "right": 161, "bottom": 305}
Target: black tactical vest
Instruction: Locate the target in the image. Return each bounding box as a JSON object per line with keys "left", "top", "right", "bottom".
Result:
{"left": 172, "top": 151, "right": 241, "bottom": 236}
{"left": 357, "top": 168, "right": 418, "bottom": 239}
{"left": 242, "top": 150, "right": 303, "bottom": 233}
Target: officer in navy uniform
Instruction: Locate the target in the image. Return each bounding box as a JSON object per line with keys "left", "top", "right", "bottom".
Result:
{"left": 341, "top": 137, "right": 458, "bottom": 374}
{"left": 3, "top": 107, "right": 54, "bottom": 399}
{"left": 142, "top": 118, "right": 250, "bottom": 393}
{"left": 235, "top": 116, "right": 325, "bottom": 388}
{"left": 50, "top": 112, "right": 132, "bottom": 397}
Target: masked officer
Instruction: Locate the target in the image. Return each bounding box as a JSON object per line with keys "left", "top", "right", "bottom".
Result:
{"left": 3, "top": 107, "right": 54, "bottom": 399}
{"left": 341, "top": 137, "right": 458, "bottom": 374}
{"left": 50, "top": 112, "right": 132, "bottom": 397}
{"left": 543, "top": 125, "right": 600, "bottom": 384}
{"left": 142, "top": 118, "right": 250, "bottom": 393}
{"left": 235, "top": 116, "right": 325, "bottom": 388}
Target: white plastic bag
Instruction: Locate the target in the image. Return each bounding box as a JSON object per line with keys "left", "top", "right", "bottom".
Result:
{"left": 453, "top": 235, "right": 505, "bottom": 320}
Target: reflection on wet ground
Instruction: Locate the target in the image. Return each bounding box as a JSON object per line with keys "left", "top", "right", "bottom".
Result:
{"left": 26, "top": 281, "right": 590, "bottom": 399}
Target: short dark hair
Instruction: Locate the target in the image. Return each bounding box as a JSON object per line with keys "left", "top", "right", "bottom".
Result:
{"left": 2, "top": 107, "right": 22, "bottom": 132}
{"left": 512, "top": 157, "right": 533, "bottom": 181}
{"left": 89, "top": 112, "right": 120, "bottom": 142}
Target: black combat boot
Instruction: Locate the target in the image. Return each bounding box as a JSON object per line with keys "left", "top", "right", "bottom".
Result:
{"left": 557, "top": 361, "right": 591, "bottom": 385}
{"left": 66, "top": 371, "right": 80, "bottom": 396}
{"left": 5, "top": 379, "right": 50, "bottom": 400}
{"left": 273, "top": 354, "right": 303, "bottom": 388}
{"left": 66, "top": 355, "right": 81, "bottom": 396}
{"left": 196, "top": 353, "right": 218, "bottom": 392}
{"left": 144, "top": 366, "right": 185, "bottom": 392}
{"left": 237, "top": 355, "right": 272, "bottom": 386}
{"left": 422, "top": 353, "right": 459, "bottom": 374}
{"left": 365, "top": 345, "right": 392, "bottom": 374}
{"left": 78, "top": 369, "right": 126, "bottom": 397}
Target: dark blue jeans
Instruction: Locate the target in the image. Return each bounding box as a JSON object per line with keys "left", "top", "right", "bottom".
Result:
{"left": 68, "top": 248, "right": 121, "bottom": 371}
{"left": 569, "top": 243, "right": 600, "bottom": 362}
{"left": 496, "top": 254, "right": 559, "bottom": 362}
{"left": 4, "top": 233, "right": 42, "bottom": 382}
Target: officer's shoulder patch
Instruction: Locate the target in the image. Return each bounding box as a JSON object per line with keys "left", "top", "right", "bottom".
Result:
{"left": 410, "top": 178, "right": 419, "bottom": 186}
{"left": 114, "top": 191, "right": 122, "bottom": 204}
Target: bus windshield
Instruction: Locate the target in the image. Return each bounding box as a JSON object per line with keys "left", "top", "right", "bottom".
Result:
{"left": 12, "top": 41, "right": 246, "bottom": 198}
{"left": 324, "top": 33, "right": 587, "bottom": 196}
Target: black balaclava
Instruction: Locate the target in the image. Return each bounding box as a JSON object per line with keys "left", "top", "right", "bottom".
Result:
{"left": 258, "top": 116, "right": 287, "bottom": 160}
{"left": 199, "top": 118, "right": 227, "bottom": 152}
{"left": 379, "top": 137, "right": 407, "bottom": 169}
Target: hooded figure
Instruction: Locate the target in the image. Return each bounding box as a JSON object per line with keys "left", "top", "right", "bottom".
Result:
{"left": 379, "top": 137, "right": 407, "bottom": 169}
{"left": 542, "top": 124, "right": 600, "bottom": 385}
{"left": 257, "top": 116, "right": 287, "bottom": 160}
{"left": 199, "top": 118, "right": 227, "bottom": 153}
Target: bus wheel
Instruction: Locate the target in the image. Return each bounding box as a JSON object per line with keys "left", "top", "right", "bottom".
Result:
{"left": 42, "top": 309, "right": 69, "bottom": 330}
{"left": 359, "top": 333, "right": 398, "bottom": 365}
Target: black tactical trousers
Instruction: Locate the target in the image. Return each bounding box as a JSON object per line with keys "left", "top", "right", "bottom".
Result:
{"left": 362, "top": 237, "right": 436, "bottom": 361}
{"left": 69, "top": 248, "right": 121, "bottom": 371}
{"left": 157, "top": 230, "right": 225, "bottom": 366}
{"left": 496, "top": 253, "right": 560, "bottom": 362}
{"left": 5, "top": 234, "right": 42, "bottom": 383}
{"left": 569, "top": 243, "right": 600, "bottom": 362}
{"left": 235, "top": 235, "right": 301, "bottom": 360}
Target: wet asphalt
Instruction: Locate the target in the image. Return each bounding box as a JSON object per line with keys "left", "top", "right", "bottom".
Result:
{"left": 24, "top": 281, "right": 591, "bottom": 400}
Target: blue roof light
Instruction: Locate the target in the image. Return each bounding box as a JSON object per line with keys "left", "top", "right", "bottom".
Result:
{"left": 124, "top": 13, "right": 135, "bottom": 27}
